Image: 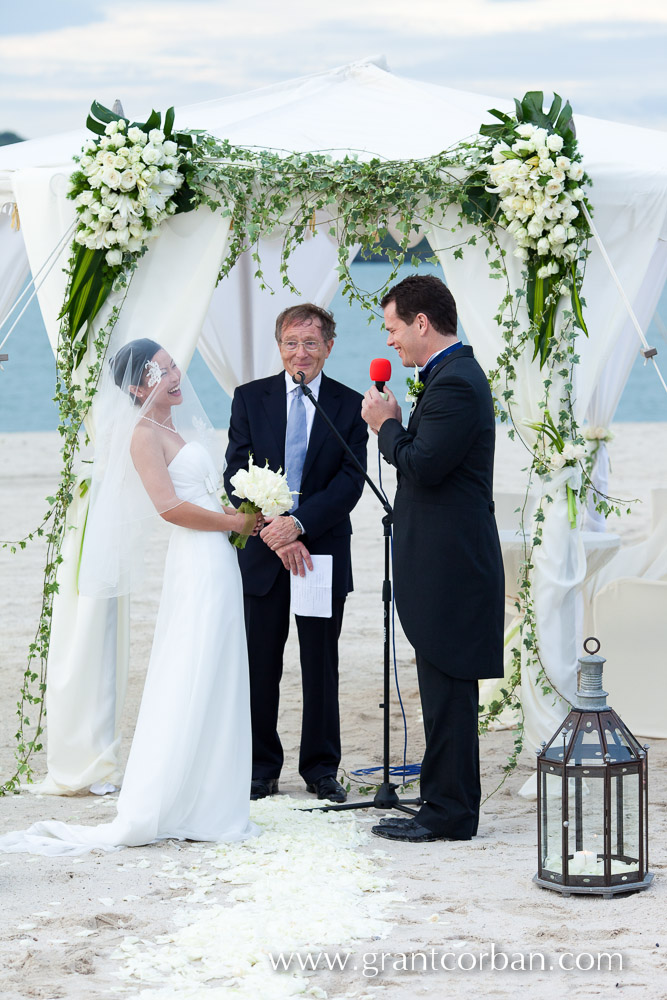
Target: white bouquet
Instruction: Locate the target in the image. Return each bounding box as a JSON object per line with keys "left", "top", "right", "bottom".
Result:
{"left": 228, "top": 456, "right": 296, "bottom": 549}
{"left": 485, "top": 121, "right": 586, "bottom": 276}
{"left": 71, "top": 118, "right": 184, "bottom": 265}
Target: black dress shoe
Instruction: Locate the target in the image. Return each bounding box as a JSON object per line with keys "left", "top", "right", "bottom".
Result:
{"left": 372, "top": 819, "right": 446, "bottom": 842}
{"left": 250, "top": 778, "right": 279, "bottom": 800}
{"left": 306, "top": 775, "right": 347, "bottom": 803}
{"left": 377, "top": 815, "right": 415, "bottom": 828}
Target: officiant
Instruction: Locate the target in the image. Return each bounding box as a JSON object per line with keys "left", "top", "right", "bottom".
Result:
{"left": 224, "top": 304, "right": 368, "bottom": 804}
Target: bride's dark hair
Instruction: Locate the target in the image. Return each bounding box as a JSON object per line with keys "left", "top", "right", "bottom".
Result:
{"left": 111, "top": 338, "right": 162, "bottom": 405}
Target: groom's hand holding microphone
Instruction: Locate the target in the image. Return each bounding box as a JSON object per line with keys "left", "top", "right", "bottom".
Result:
{"left": 362, "top": 359, "right": 401, "bottom": 434}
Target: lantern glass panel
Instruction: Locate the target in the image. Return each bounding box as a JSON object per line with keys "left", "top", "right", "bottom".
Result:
{"left": 540, "top": 768, "right": 563, "bottom": 873}
{"left": 610, "top": 771, "right": 640, "bottom": 874}
{"left": 570, "top": 719, "right": 604, "bottom": 765}
{"left": 602, "top": 717, "right": 635, "bottom": 763}
{"left": 566, "top": 770, "right": 605, "bottom": 876}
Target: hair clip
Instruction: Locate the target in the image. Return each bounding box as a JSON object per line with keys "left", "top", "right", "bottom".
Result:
{"left": 144, "top": 359, "right": 162, "bottom": 387}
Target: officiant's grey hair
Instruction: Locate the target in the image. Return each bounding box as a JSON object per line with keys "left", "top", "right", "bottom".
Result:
{"left": 275, "top": 304, "right": 336, "bottom": 343}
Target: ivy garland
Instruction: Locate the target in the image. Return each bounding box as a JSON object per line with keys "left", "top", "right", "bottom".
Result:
{"left": 2, "top": 90, "right": 626, "bottom": 794}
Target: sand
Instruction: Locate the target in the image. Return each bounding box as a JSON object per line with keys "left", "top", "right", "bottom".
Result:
{"left": 0, "top": 425, "right": 665, "bottom": 999}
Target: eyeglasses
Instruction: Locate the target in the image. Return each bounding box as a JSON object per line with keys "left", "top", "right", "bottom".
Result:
{"left": 280, "top": 340, "right": 325, "bottom": 353}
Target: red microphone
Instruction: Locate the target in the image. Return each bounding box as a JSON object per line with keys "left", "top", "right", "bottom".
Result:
{"left": 370, "top": 358, "right": 392, "bottom": 394}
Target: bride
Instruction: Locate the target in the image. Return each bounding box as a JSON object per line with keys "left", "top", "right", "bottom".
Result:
{"left": 0, "top": 338, "right": 262, "bottom": 855}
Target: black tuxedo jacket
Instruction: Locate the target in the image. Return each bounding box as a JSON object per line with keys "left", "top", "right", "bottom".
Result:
{"left": 378, "top": 346, "right": 504, "bottom": 680}
{"left": 224, "top": 371, "right": 368, "bottom": 600}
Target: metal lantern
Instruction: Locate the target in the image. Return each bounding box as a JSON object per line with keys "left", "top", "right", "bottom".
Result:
{"left": 534, "top": 637, "right": 653, "bottom": 898}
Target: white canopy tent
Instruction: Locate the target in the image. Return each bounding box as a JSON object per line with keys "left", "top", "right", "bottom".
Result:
{"left": 1, "top": 57, "right": 666, "bottom": 793}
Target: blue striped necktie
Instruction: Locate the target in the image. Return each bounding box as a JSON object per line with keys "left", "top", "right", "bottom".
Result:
{"left": 285, "top": 386, "right": 307, "bottom": 509}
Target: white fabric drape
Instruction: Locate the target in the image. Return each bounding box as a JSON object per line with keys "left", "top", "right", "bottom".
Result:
{"left": 585, "top": 240, "right": 667, "bottom": 528}
{"left": 12, "top": 165, "right": 232, "bottom": 792}
{"left": 198, "top": 220, "right": 358, "bottom": 391}
{"left": 0, "top": 210, "right": 30, "bottom": 333}
{"left": 427, "top": 179, "right": 667, "bottom": 749}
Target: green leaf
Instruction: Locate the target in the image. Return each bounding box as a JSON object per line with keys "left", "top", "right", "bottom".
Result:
{"left": 164, "top": 106, "right": 175, "bottom": 137}
{"left": 89, "top": 100, "right": 121, "bottom": 125}
{"left": 570, "top": 261, "right": 588, "bottom": 335}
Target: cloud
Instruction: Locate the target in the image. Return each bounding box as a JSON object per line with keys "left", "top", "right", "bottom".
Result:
{"left": 2, "top": 0, "right": 666, "bottom": 137}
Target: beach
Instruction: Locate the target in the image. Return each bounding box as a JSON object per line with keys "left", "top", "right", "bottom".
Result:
{"left": 0, "top": 424, "right": 665, "bottom": 999}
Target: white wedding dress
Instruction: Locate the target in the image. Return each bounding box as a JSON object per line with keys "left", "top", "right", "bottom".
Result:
{"left": 0, "top": 442, "right": 260, "bottom": 855}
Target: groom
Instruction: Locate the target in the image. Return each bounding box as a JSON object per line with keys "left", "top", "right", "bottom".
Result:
{"left": 361, "top": 274, "right": 504, "bottom": 843}
{"left": 224, "top": 304, "right": 368, "bottom": 803}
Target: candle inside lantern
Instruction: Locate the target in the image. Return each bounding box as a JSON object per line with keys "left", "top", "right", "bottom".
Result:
{"left": 570, "top": 850, "right": 599, "bottom": 875}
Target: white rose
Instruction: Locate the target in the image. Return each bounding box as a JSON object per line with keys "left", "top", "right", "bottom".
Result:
{"left": 114, "top": 227, "right": 130, "bottom": 246}
{"left": 506, "top": 219, "right": 522, "bottom": 235}
{"left": 101, "top": 167, "right": 122, "bottom": 189}
{"left": 75, "top": 190, "right": 95, "bottom": 207}
{"left": 536, "top": 237, "right": 550, "bottom": 255}
{"left": 105, "top": 248, "right": 123, "bottom": 265}
{"left": 100, "top": 135, "right": 112, "bottom": 149}
{"left": 105, "top": 121, "right": 120, "bottom": 136}
{"left": 562, "top": 242, "right": 578, "bottom": 261}
{"left": 127, "top": 126, "right": 146, "bottom": 144}
{"left": 163, "top": 140, "right": 178, "bottom": 156}
{"left": 562, "top": 203, "right": 579, "bottom": 222}
{"left": 114, "top": 154, "right": 129, "bottom": 171}
{"left": 568, "top": 162, "right": 584, "bottom": 181}
{"left": 555, "top": 156, "right": 571, "bottom": 171}
{"left": 550, "top": 168, "right": 566, "bottom": 184}
{"left": 149, "top": 129, "right": 165, "bottom": 144}
{"left": 538, "top": 158, "right": 553, "bottom": 174}
{"left": 546, "top": 133, "right": 564, "bottom": 152}
{"left": 515, "top": 123, "right": 535, "bottom": 139}
{"left": 79, "top": 208, "right": 93, "bottom": 225}
{"left": 127, "top": 237, "right": 143, "bottom": 252}
{"left": 537, "top": 263, "right": 552, "bottom": 278}
{"left": 103, "top": 230, "right": 118, "bottom": 248}
{"left": 111, "top": 134, "right": 126, "bottom": 149}
{"left": 97, "top": 205, "right": 114, "bottom": 223}
{"left": 141, "top": 145, "right": 162, "bottom": 166}
{"left": 513, "top": 246, "right": 529, "bottom": 260}
{"left": 119, "top": 170, "right": 138, "bottom": 191}
{"left": 515, "top": 226, "right": 528, "bottom": 242}
{"left": 545, "top": 180, "right": 563, "bottom": 197}
{"left": 561, "top": 443, "right": 578, "bottom": 462}
{"left": 570, "top": 186, "right": 584, "bottom": 200}
{"left": 545, "top": 203, "right": 561, "bottom": 221}
{"left": 549, "top": 224, "right": 567, "bottom": 244}
{"left": 549, "top": 451, "right": 567, "bottom": 470}
{"left": 527, "top": 218, "right": 543, "bottom": 238}
{"left": 512, "top": 139, "right": 535, "bottom": 155}
{"left": 159, "top": 169, "right": 181, "bottom": 188}
{"left": 129, "top": 222, "right": 144, "bottom": 238}
{"left": 79, "top": 155, "right": 94, "bottom": 169}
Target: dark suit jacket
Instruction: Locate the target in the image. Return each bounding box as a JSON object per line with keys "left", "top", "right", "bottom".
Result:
{"left": 224, "top": 371, "right": 368, "bottom": 600}
{"left": 377, "top": 346, "right": 504, "bottom": 680}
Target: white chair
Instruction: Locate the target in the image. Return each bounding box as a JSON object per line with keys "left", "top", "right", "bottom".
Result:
{"left": 592, "top": 577, "right": 667, "bottom": 739}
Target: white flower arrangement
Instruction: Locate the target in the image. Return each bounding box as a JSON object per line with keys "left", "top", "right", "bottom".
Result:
{"left": 485, "top": 121, "right": 586, "bottom": 277}
{"left": 71, "top": 117, "right": 184, "bottom": 267}
{"left": 231, "top": 456, "right": 296, "bottom": 517}
{"left": 229, "top": 456, "right": 297, "bottom": 548}
{"left": 583, "top": 425, "right": 614, "bottom": 442}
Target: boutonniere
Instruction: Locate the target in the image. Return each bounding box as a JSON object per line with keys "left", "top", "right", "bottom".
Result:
{"left": 405, "top": 366, "right": 425, "bottom": 403}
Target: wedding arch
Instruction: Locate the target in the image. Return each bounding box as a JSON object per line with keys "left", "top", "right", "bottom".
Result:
{"left": 1, "top": 56, "right": 667, "bottom": 794}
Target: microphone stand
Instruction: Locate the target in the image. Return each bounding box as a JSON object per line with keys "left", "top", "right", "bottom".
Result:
{"left": 294, "top": 371, "right": 420, "bottom": 817}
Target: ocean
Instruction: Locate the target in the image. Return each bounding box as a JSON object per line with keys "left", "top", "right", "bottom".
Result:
{"left": 1, "top": 262, "right": 666, "bottom": 431}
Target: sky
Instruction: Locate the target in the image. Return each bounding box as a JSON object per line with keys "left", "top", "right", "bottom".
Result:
{"left": 1, "top": 0, "right": 666, "bottom": 140}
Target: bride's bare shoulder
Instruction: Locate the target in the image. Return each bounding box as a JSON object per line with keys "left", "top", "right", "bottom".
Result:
{"left": 131, "top": 422, "right": 164, "bottom": 464}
